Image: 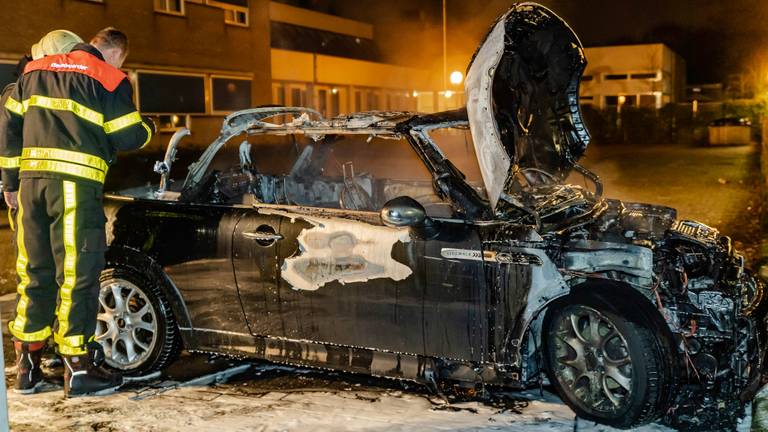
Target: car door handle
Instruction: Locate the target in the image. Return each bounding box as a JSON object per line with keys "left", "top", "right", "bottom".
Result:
{"left": 242, "top": 231, "right": 284, "bottom": 242}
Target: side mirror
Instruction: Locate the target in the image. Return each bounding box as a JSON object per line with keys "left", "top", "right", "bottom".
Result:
{"left": 380, "top": 196, "right": 439, "bottom": 239}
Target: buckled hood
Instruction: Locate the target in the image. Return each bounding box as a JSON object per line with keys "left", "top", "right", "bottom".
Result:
{"left": 465, "top": 2, "right": 590, "bottom": 211}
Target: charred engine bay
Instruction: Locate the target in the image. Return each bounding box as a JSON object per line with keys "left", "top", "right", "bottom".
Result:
{"left": 485, "top": 183, "right": 766, "bottom": 429}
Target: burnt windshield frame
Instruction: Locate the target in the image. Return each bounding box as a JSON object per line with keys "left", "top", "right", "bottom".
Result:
{"left": 181, "top": 108, "right": 462, "bottom": 214}
{"left": 399, "top": 109, "right": 492, "bottom": 221}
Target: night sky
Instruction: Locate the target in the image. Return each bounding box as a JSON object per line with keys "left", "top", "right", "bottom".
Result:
{"left": 530, "top": 0, "right": 768, "bottom": 84}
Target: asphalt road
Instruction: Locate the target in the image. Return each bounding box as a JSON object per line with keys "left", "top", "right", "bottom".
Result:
{"left": 0, "top": 142, "right": 762, "bottom": 431}
{"left": 571, "top": 142, "right": 763, "bottom": 265}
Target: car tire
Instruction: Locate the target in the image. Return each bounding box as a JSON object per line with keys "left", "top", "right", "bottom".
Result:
{"left": 96, "top": 267, "right": 181, "bottom": 376}
{"left": 542, "top": 291, "right": 671, "bottom": 428}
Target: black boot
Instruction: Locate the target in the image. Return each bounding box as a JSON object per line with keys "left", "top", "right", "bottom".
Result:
{"left": 13, "top": 341, "right": 45, "bottom": 394}
{"left": 63, "top": 352, "right": 123, "bottom": 397}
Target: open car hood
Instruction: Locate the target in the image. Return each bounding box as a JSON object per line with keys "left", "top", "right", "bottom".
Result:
{"left": 465, "top": 2, "right": 590, "bottom": 211}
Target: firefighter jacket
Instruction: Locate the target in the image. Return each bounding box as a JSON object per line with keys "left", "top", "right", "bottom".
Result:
{"left": 0, "top": 83, "right": 20, "bottom": 190}
{"left": 0, "top": 43, "right": 153, "bottom": 191}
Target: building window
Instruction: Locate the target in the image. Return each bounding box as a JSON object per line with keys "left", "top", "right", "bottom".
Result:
{"left": 272, "top": 83, "right": 286, "bottom": 105}
{"left": 156, "top": 114, "right": 190, "bottom": 132}
{"left": 208, "top": 0, "right": 249, "bottom": 26}
{"left": 581, "top": 75, "right": 593, "bottom": 81}
{"left": 605, "top": 95, "right": 637, "bottom": 106}
{"left": 276, "top": 83, "right": 308, "bottom": 107}
{"left": 366, "top": 90, "right": 379, "bottom": 111}
{"left": 79, "top": 0, "right": 104, "bottom": 3}
{"left": 224, "top": 8, "right": 248, "bottom": 26}
{"left": 211, "top": 76, "right": 252, "bottom": 113}
{"left": 138, "top": 72, "right": 206, "bottom": 114}
{"left": 354, "top": 90, "right": 362, "bottom": 111}
{"left": 604, "top": 74, "right": 628, "bottom": 81}
{"left": 639, "top": 94, "right": 656, "bottom": 107}
{"left": 155, "top": 0, "right": 185, "bottom": 16}
{"left": 631, "top": 72, "right": 659, "bottom": 80}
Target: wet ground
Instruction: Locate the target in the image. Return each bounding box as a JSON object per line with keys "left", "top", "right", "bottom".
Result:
{"left": 571, "top": 142, "right": 764, "bottom": 266}
{"left": 0, "top": 142, "right": 763, "bottom": 431}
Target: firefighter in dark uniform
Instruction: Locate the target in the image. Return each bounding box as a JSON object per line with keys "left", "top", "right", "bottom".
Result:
{"left": 0, "top": 28, "right": 155, "bottom": 397}
{"left": 0, "top": 29, "right": 83, "bottom": 395}
{"left": 2, "top": 30, "right": 84, "bottom": 214}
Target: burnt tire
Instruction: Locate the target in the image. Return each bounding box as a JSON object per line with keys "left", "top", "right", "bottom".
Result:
{"left": 96, "top": 267, "right": 181, "bottom": 376}
{"left": 542, "top": 291, "right": 671, "bottom": 428}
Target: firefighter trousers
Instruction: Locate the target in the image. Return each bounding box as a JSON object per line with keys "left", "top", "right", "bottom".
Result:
{"left": 8, "top": 177, "right": 106, "bottom": 356}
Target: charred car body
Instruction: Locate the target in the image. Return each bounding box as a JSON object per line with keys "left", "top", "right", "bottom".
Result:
{"left": 96, "top": 3, "right": 765, "bottom": 430}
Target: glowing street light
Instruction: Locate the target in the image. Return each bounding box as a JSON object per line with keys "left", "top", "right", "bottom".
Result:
{"left": 450, "top": 70, "right": 463, "bottom": 85}
{"left": 444, "top": 90, "right": 454, "bottom": 98}
{"left": 616, "top": 95, "right": 626, "bottom": 130}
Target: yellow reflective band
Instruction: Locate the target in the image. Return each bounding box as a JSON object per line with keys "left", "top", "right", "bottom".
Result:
{"left": 54, "top": 333, "right": 83, "bottom": 349}
{"left": 4, "top": 96, "right": 24, "bottom": 116}
{"left": 24, "top": 95, "right": 104, "bottom": 127}
{"left": 0, "top": 156, "right": 20, "bottom": 168}
{"left": 55, "top": 181, "right": 77, "bottom": 350}
{"left": 22, "top": 147, "right": 108, "bottom": 173}
{"left": 57, "top": 343, "right": 87, "bottom": 356}
{"left": 140, "top": 122, "right": 152, "bottom": 148}
{"left": 104, "top": 111, "right": 142, "bottom": 133}
{"left": 20, "top": 159, "right": 106, "bottom": 183}
{"left": 10, "top": 184, "right": 35, "bottom": 340}
{"left": 8, "top": 324, "right": 52, "bottom": 342}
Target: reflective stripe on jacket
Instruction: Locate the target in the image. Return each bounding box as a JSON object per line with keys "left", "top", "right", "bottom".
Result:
{"left": 0, "top": 44, "right": 152, "bottom": 188}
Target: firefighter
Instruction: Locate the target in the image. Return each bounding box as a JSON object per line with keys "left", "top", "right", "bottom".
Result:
{"left": 0, "top": 30, "right": 84, "bottom": 394}
{"left": 0, "top": 27, "right": 155, "bottom": 397}
{"left": 2, "top": 30, "right": 84, "bottom": 211}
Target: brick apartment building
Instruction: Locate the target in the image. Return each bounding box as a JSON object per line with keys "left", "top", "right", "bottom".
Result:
{"left": 0, "top": 0, "right": 442, "bottom": 150}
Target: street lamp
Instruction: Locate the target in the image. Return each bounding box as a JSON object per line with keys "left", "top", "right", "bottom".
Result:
{"left": 616, "top": 95, "right": 626, "bottom": 139}
{"left": 450, "top": 70, "right": 463, "bottom": 85}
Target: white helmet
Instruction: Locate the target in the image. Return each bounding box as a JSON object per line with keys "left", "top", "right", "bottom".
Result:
{"left": 31, "top": 30, "right": 84, "bottom": 60}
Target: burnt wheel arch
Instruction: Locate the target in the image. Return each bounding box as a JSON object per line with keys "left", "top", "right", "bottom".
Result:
{"left": 98, "top": 267, "right": 181, "bottom": 375}
{"left": 105, "top": 246, "right": 194, "bottom": 348}
{"left": 539, "top": 281, "right": 679, "bottom": 427}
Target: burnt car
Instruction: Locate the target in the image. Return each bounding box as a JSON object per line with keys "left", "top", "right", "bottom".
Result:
{"left": 96, "top": 3, "right": 765, "bottom": 430}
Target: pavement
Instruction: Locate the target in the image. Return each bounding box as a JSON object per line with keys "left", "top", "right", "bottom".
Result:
{"left": 0, "top": 141, "right": 763, "bottom": 431}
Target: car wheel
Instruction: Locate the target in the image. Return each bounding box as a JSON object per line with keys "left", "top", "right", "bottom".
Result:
{"left": 95, "top": 267, "right": 181, "bottom": 375}
{"left": 543, "top": 292, "right": 670, "bottom": 428}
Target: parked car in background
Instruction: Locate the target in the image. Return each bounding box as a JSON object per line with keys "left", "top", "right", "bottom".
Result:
{"left": 95, "top": 3, "right": 765, "bottom": 430}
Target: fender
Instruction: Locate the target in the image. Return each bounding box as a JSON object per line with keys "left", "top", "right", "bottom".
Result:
{"left": 104, "top": 245, "right": 197, "bottom": 348}
{"left": 516, "top": 277, "right": 678, "bottom": 380}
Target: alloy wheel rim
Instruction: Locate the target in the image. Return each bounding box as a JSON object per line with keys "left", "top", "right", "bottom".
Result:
{"left": 552, "top": 305, "right": 633, "bottom": 413}
{"left": 95, "top": 279, "right": 158, "bottom": 369}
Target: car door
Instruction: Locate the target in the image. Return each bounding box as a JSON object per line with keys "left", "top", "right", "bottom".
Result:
{"left": 267, "top": 208, "right": 425, "bottom": 355}
{"left": 269, "top": 210, "right": 489, "bottom": 362}
{"left": 232, "top": 210, "right": 287, "bottom": 336}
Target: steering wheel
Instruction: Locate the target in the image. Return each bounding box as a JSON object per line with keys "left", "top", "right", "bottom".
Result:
{"left": 519, "top": 167, "right": 558, "bottom": 186}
